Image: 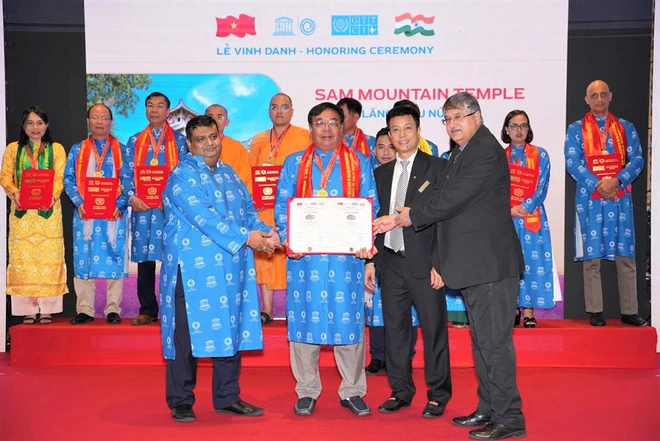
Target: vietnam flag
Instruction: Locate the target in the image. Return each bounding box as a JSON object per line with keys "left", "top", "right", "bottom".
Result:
{"left": 216, "top": 14, "right": 256, "bottom": 38}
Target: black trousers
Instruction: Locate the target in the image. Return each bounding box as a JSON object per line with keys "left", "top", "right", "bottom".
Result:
{"left": 380, "top": 250, "right": 452, "bottom": 404}
{"left": 368, "top": 325, "right": 418, "bottom": 361}
{"left": 137, "top": 261, "right": 158, "bottom": 317}
{"left": 165, "top": 267, "right": 241, "bottom": 410}
{"left": 462, "top": 276, "right": 525, "bottom": 428}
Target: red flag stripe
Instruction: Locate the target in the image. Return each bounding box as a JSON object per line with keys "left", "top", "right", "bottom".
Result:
{"left": 394, "top": 13, "right": 435, "bottom": 24}
{"left": 216, "top": 14, "right": 256, "bottom": 38}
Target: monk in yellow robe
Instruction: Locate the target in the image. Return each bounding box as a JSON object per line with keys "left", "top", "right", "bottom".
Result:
{"left": 249, "top": 93, "right": 312, "bottom": 323}
{"left": 206, "top": 104, "right": 252, "bottom": 193}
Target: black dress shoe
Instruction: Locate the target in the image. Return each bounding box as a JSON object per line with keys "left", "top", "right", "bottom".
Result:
{"left": 621, "top": 314, "right": 647, "bottom": 326}
{"left": 171, "top": 404, "right": 195, "bottom": 422}
{"left": 590, "top": 312, "right": 606, "bottom": 326}
{"left": 106, "top": 312, "right": 121, "bottom": 324}
{"left": 365, "top": 358, "right": 386, "bottom": 375}
{"left": 422, "top": 401, "right": 446, "bottom": 418}
{"left": 378, "top": 397, "right": 410, "bottom": 413}
{"left": 216, "top": 398, "right": 264, "bottom": 416}
{"left": 70, "top": 313, "right": 94, "bottom": 324}
{"left": 468, "top": 422, "right": 526, "bottom": 440}
{"left": 452, "top": 411, "right": 492, "bottom": 427}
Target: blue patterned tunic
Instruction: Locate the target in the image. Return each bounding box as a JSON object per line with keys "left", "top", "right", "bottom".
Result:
{"left": 565, "top": 115, "right": 644, "bottom": 261}
{"left": 64, "top": 139, "right": 129, "bottom": 279}
{"left": 160, "top": 154, "right": 270, "bottom": 359}
{"left": 121, "top": 127, "right": 188, "bottom": 263}
{"left": 510, "top": 145, "right": 555, "bottom": 309}
{"left": 275, "top": 148, "right": 378, "bottom": 345}
{"left": 345, "top": 132, "right": 376, "bottom": 169}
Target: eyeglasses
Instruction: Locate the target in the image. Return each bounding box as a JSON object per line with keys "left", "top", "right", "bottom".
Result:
{"left": 311, "top": 119, "right": 341, "bottom": 128}
{"left": 270, "top": 104, "right": 291, "bottom": 111}
{"left": 508, "top": 123, "right": 529, "bottom": 131}
{"left": 441, "top": 111, "right": 476, "bottom": 125}
{"left": 89, "top": 116, "right": 112, "bottom": 122}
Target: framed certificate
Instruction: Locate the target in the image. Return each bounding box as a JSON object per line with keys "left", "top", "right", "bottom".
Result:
{"left": 19, "top": 169, "right": 54, "bottom": 209}
{"left": 286, "top": 197, "right": 374, "bottom": 254}
{"left": 136, "top": 166, "right": 168, "bottom": 208}
{"left": 83, "top": 177, "right": 118, "bottom": 219}
{"left": 252, "top": 165, "right": 281, "bottom": 209}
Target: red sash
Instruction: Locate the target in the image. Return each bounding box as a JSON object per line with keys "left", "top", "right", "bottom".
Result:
{"left": 76, "top": 136, "right": 123, "bottom": 200}
{"left": 295, "top": 143, "right": 361, "bottom": 197}
{"left": 349, "top": 128, "right": 370, "bottom": 157}
{"left": 506, "top": 143, "right": 541, "bottom": 233}
{"left": 134, "top": 123, "right": 179, "bottom": 186}
{"left": 582, "top": 112, "right": 630, "bottom": 194}
{"left": 582, "top": 112, "right": 627, "bottom": 165}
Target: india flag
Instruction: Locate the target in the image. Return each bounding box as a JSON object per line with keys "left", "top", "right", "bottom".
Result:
{"left": 394, "top": 13, "right": 435, "bottom": 37}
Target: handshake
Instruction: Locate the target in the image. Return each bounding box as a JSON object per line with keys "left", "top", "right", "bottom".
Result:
{"left": 247, "top": 228, "right": 282, "bottom": 254}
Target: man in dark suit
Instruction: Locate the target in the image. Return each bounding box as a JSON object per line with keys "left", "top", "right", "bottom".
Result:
{"left": 366, "top": 105, "right": 451, "bottom": 418}
{"left": 374, "top": 93, "right": 526, "bottom": 440}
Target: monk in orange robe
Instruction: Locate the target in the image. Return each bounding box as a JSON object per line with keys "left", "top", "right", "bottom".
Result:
{"left": 205, "top": 104, "right": 252, "bottom": 193}
{"left": 249, "top": 93, "right": 312, "bottom": 324}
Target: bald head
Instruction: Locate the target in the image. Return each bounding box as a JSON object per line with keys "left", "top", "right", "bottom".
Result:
{"left": 585, "top": 80, "right": 612, "bottom": 117}
{"left": 270, "top": 93, "right": 292, "bottom": 107}
{"left": 269, "top": 93, "right": 294, "bottom": 129}
{"left": 205, "top": 104, "right": 229, "bottom": 133}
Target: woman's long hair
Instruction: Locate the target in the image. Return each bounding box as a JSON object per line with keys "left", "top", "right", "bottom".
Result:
{"left": 18, "top": 106, "right": 52, "bottom": 146}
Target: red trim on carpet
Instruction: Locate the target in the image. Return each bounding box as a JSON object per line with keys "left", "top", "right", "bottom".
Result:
{"left": 8, "top": 319, "right": 657, "bottom": 368}
{"left": 1, "top": 363, "right": 659, "bottom": 441}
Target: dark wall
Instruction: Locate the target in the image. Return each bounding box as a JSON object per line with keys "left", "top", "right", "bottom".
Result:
{"left": 4, "top": 0, "right": 87, "bottom": 323}
{"left": 563, "top": 0, "right": 652, "bottom": 319}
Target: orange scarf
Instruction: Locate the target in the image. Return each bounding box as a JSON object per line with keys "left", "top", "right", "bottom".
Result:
{"left": 134, "top": 123, "right": 179, "bottom": 183}
{"left": 348, "top": 128, "right": 370, "bottom": 157}
{"left": 506, "top": 143, "right": 541, "bottom": 233}
{"left": 582, "top": 112, "right": 627, "bottom": 165}
{"left": 296, "top": 143, "right": 361, "bottom": 197}
{"left": 76, "top": 136, "right": 123, "bottom": 199}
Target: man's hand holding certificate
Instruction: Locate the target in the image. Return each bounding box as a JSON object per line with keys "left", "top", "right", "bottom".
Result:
{"left": 286, "top": 197, "right": 374, "bottom": 255}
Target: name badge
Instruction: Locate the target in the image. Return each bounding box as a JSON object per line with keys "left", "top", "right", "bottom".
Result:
{"left": 418, "top": 180, "right": 430, "bottom": 193}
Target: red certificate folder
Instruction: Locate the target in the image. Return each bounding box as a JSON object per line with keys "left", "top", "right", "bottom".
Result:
{"left": 19, "top": 169, "right": 54, "bottom": 209}
{"left": 136, "top": 166, "right": 168, "bottom": 208}
{"left": 586, "top": 154, "right": 624, "bottom": 199}
{"left": 83, "top": 177, "right": 117, "bottom": 219}
{"left": 508, "top": 164, "right": 538, "bottom": 207}
{"left": 252, "top": 165, "right": 282, "bottom": 209}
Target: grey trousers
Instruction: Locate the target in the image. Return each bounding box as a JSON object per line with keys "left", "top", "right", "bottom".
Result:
{"left": 583, "top": 256, "right": 637, "bottom": 315}
{"left": 290, "top": 337, "right": 367, "bottom": 401}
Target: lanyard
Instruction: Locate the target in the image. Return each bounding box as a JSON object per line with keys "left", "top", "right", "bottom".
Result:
{"left": 313, "top": 147, "right": 341, "bottom": 196}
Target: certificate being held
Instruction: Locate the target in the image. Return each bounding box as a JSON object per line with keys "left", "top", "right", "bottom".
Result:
{"left": 586, "top": 154, "right": 624, "bottom": 199}
{"left": 508, "top": 164, "right": 538, "bottom": 207}
{"left": 287, "top": 197, "right": 373, "bottom": 254}
{"left": 136, "top": 166, "right": 168, "bottom": 208}
{"left": 83, "top": 177, "right": 118, "bottom": 219}
{"left": 252, "top": 165, "right": 281, "bottom": 210}
{"left": 19, "top": 169, "right": 54, "bottom": 209}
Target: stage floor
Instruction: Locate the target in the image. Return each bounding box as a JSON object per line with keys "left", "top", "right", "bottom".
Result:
{"left": 9, "top": 319, "right": 658, "bottom": 369}
{"left": 1, "top": 354, "right": 658, "bottom": 441}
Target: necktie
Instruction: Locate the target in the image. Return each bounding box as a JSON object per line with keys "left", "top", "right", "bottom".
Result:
{"left": 390, "top": 160, "right": 409, "bottom": 252}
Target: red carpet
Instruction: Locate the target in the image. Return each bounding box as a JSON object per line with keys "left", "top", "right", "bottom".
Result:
{"left": 1, "top": 353, "right": 658, "bottom": 441}
{"left": 9, "top": 319, "right": 658, "bottom": 368}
